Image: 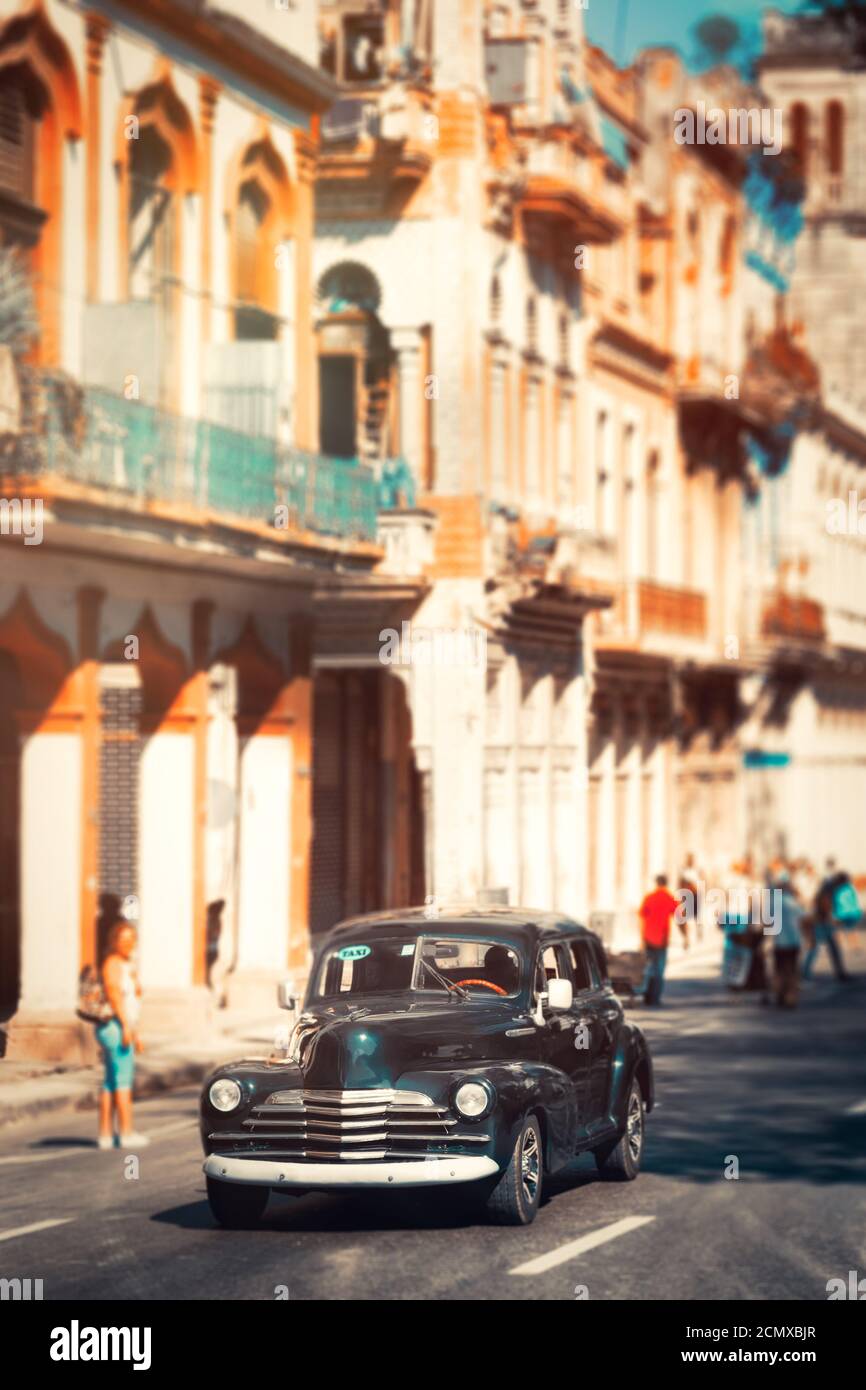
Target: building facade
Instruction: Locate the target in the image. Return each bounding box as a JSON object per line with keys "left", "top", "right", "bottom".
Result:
{"left": 0, "top": 0, "right": 424, "bottom": 1059}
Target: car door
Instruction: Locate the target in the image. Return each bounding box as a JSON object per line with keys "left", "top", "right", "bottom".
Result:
{"left": 568, "top": 938, "right": 617, "bottom": 1131}
{"left": 536, "top": 942, "right": 591, "bottom": 1136}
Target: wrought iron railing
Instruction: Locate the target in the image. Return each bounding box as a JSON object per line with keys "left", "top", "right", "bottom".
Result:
{"left": 8, "top": 384, "right": 380, "bottom": 544}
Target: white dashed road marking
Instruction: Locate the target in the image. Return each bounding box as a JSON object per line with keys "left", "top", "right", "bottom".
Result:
{"left": 509, "top": 1215, "right": 656, "bottom": 1276}
{"left": 845, "top": 1099, "right": 866, "bottom": 1115}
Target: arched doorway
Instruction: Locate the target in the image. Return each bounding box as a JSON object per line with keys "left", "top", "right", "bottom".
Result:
{"left": 315, "top": 261, "right": 393, "bottom": 465}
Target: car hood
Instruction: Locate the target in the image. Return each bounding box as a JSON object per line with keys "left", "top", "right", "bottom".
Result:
{"left": 295, "top": 995, "right": 524, "bottom": 1089}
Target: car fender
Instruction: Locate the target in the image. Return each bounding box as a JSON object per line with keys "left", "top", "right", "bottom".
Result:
{"left": 398, "top": 1061, "right": 578, "bottom": 1174}
{"left": 605, "top": 1021, "right": 654, "bottom": 1130}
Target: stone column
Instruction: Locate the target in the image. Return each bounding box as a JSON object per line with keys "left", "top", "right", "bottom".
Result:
{"left": 392, "top": 326, "right": 425, "bottom": 483}
{"left": 488, "top": 339, "right": 509, "bottom": 503}
{"left": 523, "top": 363, "right": 543, "bottom": 515}
{"left": 483, "top": 747, "right": 512, "bottom": 900}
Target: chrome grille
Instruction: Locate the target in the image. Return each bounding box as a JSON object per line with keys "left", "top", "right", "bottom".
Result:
{"left": 209, "top": 1088, "right": 489, "bottom": 1163}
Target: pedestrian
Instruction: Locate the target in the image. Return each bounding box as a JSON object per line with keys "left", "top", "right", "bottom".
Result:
{"left": 719, "top": 859, "right": 764, "bottom": 994}
{"left": 678, "top": 851, "right": 703, "bottom": 942}
{"left": 802, "top": 859, "right": 853, "bottom": 982}
{"left": 791, "top": 857, "right": 818, "bottom": 910}
{"left": 769, "top": 871, "right": 803, "bottom": 1007}
{"left": 96, "top": 919, "right": 149, "bottom": 1149}
{"left": 638, "top": 874, "right": 687, "bottom": 1006}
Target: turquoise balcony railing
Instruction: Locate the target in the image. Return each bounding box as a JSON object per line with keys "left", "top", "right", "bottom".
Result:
{"left": 25, "top": 385, "right": 380, "bottom": 544}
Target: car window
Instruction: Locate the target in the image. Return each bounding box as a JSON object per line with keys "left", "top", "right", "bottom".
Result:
{"left": 535, "top": 943, "right": 572, "bottom": 994}
{"left": 591, "top": 939, "right": 609, "bottom": 984}
{"left": 418, "top": 939, "right": 521, "bottom": 996}
{"left": 570, "top": 941, "right": 600, "bottom": 992}
{"left": 317, "top": 938, "right": 416, "bottom": 996}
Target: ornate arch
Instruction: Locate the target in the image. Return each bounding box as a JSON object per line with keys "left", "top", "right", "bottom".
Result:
{"left": 315, "top": 260, "right": 383, "bottom": 315}
{"left": 102, "top": 606, "right": 193, "bottom": 729}
{"left": 224, "top": 124, "right": 295, "bottom": 322}
{"left": 213, "top": 617, "right": 291, "bottom": 736}
{"left": 0, "top": 1, "right": 83, "bottom": 140}
{"left": 0, "top": 588, "right": 79, "bottom": 727}
{"left": 114, "top": 63, "right": 200, "bottom": 195}
{"left": 224, "top": 123, "right": 295, "bottom": 233}
{"left": 0, "top": 2, "right": 84, "bottom": 364}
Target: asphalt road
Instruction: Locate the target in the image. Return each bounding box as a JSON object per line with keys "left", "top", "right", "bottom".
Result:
{"left": 2, "top": 957, "right": 865, "bottom": 1302}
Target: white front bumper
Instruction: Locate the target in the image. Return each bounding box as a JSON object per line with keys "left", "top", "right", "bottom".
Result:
{"left": 203, "top": 1152, "right": 499, "bottom": 1190}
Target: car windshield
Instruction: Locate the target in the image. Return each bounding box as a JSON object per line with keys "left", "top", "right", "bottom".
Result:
{"left": 314, "top": 936, "right": 521, "bottom": 1000}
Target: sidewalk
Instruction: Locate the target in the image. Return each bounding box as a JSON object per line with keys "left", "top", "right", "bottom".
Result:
{"left": 0, "top": 1009, "right": 281, "bottom": 1132}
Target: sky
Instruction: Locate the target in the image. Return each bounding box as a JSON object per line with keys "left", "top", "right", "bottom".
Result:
{"left": 584, "top": 0, "right": 809, "bottom": 68}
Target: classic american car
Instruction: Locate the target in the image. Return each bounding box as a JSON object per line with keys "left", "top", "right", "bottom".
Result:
{"left": 200, "top": 906, "right": 654, "bottom": 1227}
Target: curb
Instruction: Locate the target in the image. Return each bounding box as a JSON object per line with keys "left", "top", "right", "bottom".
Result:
{"left": 0, "top": 1052, "right": 229, "bottom": 1132}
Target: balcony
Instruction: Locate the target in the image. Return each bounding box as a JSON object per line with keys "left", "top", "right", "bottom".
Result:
{"left": 639, "top": 580, "right": 707, "bottom": 641}
{"left": 519, "top": 138, "right": 627, "bottom": 243}
{"left": 761, "top": 592, "right": 825, "bottom": 644}
{"left": 318, "top": 85, "right": 434, "bottom": 188}
{"left": 4, "top": 384, "right": 379, "bottom": 544}
{"left": 596, "top": 578, "right": 708, "bottom": 653}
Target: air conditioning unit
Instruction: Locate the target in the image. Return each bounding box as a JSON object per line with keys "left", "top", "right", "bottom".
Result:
{"left": 485, "top": 38, "right": 541, "bottom": 108}
{"left": 321, "top": 99, "right": 378, "bottom": 144}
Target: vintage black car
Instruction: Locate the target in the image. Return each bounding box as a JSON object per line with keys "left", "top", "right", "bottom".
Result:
{"left": 200, "top": 906, "right": 654, "bottom": 1227}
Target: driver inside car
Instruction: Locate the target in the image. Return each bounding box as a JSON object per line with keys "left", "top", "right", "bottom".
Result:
{"left": 483, "top": 944, "right": 519, "bottom": 995}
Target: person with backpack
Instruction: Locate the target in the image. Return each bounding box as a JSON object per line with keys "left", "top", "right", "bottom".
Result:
{"left": 802, "top": 859, "right": 857, "bottom": 982}
{"left": 90, "top": 919, "right": 149, "bottom": 1149}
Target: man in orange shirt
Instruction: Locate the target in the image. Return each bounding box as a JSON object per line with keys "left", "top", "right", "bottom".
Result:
{"left": 639, "top": 874, "right": 688, "bottom": 1005}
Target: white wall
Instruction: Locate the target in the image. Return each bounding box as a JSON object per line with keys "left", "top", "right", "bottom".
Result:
{"left": 237, "top": 734, "right": 291, "bottom": 971}
{"left": 139, "top": 732, "right": 194, "bottom": 991}
{"left": 18, "top": 733, "right": 82, "bottom": 1012}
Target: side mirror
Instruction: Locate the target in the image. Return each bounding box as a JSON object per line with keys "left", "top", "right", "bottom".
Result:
{"left": 277, "top": 979, "right": 297, "bottom": 1012}
{"left": 547, "top": 977, "right": 574, "bottom": 1011}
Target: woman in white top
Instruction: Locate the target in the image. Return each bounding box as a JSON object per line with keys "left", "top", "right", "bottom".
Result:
{"left": 96, "top": 921, "right": 149, "bottom": 1150}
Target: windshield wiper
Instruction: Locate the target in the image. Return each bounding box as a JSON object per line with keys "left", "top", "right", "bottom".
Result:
{"left": 419, "top": 957, "right": 469, "bottom": 1001}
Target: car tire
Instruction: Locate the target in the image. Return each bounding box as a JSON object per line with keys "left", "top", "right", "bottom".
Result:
{"left": 594, "top": 1078, "right": 644, "bottom": 1181}
{"left": 206, "top": 1176, "right": 269, "bottom": 1229}
{"left": 485, "top": 1115, "right": 543, "bottom": 1226}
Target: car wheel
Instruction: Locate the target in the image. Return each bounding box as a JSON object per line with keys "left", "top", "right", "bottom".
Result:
{"left": 594, "top": 1078, "right": 644, "bottom": 1181}
{"left": 206, "top": 1176, "right": 269, "bottom": 1229}
{"left": 485, "top": 1115, "right": 543, "bottom": 1226}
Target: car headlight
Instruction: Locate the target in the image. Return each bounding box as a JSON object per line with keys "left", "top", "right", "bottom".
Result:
{"left": 454, "top": 1080, "right": 493, "bottom": 1120}
{"left": 209, "top": 1078, "right": 241, "bottom": 1113}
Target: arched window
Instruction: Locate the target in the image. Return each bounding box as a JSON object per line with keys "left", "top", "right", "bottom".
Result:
{"left": 234, "top": 180, "right": 276, "bottom": 340}
{"left": 790, "top": 103, "right": 809, "bottom": 179}
{"left": 645, "top": 450, "right": 660, "bottom": 580}
{"left": 558, "top": 311, "right": 569, "bottom": 369}
{"left": 526, "top": 296, "right": 538, "bottom": 354}
{"left": 489, "top": 273, "right": 501, "bottom": 328}
{"left": 826, "top": 100, "right": 844, "bottom": 198}
{"left": 128, "top": 125, "right": 174, "bottom": 301}
{"left": 719, "top": 215, "right": 736, "bottom": 297}
{"left": 0, "top": 81, "right": 36, "bottom": 206}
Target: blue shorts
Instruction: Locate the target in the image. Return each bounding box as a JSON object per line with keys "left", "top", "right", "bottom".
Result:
{"left": 95, "top": 1017, "right": 135, "bottom": 1092}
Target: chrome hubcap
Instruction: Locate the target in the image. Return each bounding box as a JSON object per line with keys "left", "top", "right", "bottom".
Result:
{"left": 626, "top": 1090, "right": 643, "bottom": 1162}
{"left": 520, "top": 1125, "right": 540, "bottom": 1206}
